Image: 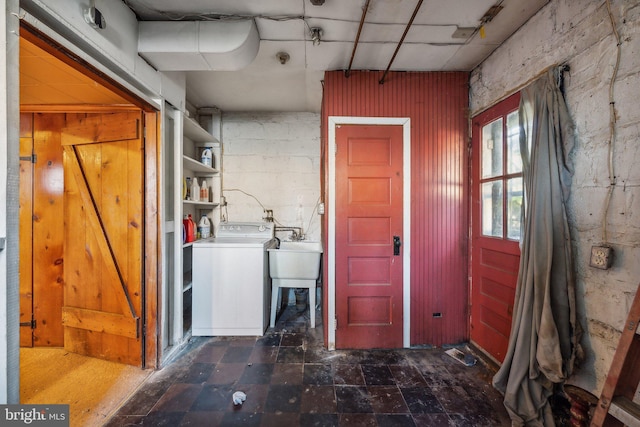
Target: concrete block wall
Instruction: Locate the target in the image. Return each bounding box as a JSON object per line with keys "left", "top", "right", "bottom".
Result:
{"left": 470, "top": 0, "right": 640, "bottom": 394}
{"left": 220, "top": 112, "right": 322, "bottom": 241}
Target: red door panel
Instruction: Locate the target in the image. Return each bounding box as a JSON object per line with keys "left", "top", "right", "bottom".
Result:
{"left": 470, "top": 92, "right": 521, "bottom": 363}
{"left": 335, "top": 124, "right": 404, "bottom": 349}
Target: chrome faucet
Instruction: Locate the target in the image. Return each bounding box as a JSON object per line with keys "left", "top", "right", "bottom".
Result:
{"left": 275, "top": 226, "right": 304, "bottom": 241}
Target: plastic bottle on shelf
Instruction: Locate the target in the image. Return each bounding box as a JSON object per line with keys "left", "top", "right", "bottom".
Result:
{"left": 198, "top": 215, "right": 211, "bottom": 239}
{"left": 183, "top": 215, "right": 194, "bottom": 243}
{"left": 188, "top": 214, "right": 197, "bottom": 242}
{"left": 200, "top": 182, "right": 209, "bottom": 202}
{"left": 201, "top": 148, "right": 213, "bottom": 167}
{"left": 191, "top": 178, "right": 200, "bottom": 202}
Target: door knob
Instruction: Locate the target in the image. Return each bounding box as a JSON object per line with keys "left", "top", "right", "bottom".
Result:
{"left": 393, "top": 236, "right": 401, "bottom": 256}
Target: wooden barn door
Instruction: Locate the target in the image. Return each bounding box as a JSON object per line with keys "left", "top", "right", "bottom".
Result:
{"left": 19, "top": 114, "right": 35, "bottom": 347}
{"left": 61, "top": 111, "right": 144, "bottom": 366}
{"left": 19, "top": 113, "right": 66, "bottom": 348}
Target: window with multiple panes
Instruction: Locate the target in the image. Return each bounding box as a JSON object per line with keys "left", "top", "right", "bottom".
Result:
{"left": 470, "top": 91, "right": 522, "bottom": 363}
{"left": 479, "top": 109, "right": 523, "bottom": 240}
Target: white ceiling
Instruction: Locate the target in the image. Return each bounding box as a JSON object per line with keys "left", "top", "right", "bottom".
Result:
{"left": 112, "top": 1, "right": 551, "bottom": 112}
{"left": 122, "top": 0, "right": 549, "bottom": 112}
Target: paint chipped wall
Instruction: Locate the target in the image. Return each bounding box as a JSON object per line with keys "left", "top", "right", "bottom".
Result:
{"left": 470, "top": 0, "right": 640, "bottom": 395}
{"left": 220, "top": 112, "right": 322, "bottom": 241}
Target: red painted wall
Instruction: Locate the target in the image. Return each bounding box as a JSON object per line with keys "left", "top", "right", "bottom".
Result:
{"left": 322, "top": 71, "right": 470, "bottom": 346}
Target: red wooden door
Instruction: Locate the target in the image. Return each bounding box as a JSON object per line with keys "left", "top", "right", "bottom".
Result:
{"left": 335, "top": 124, "right": 404, "bottom": 349}
{"left": 470, "top": 93, "right": 521, "bottom": 362}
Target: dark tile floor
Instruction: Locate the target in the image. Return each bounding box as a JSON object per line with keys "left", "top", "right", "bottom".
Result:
{"left": 106, "top": 306, "right": 511, "bottom": 426}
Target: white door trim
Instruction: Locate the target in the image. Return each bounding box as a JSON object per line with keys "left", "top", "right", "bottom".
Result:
{"left": 327, "top": 116, "right": 411, "bottom": 350}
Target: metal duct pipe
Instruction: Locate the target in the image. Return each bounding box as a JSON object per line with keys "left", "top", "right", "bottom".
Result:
{"left": 379, "top": 0, "right": 424, "bottom": 84}
{"left": 345, "top": 0, "right": 371, "bottom": 78}
{"left": 138, "top": 20, "right": 259, "bottom": 71}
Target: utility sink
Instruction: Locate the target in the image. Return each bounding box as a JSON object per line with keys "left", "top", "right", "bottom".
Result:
{"left": 268, "top": 241, "right": 323, "bottom": 280}
{"left": 268, "top": 241, "right": 323, "bottom": 328}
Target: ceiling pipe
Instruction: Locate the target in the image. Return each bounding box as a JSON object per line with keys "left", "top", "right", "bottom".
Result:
{"left": 379, "top": 0, "right": 424, "bottom": 84}
{"left": 345, "top": 0, "right": 371, "bottom": 78}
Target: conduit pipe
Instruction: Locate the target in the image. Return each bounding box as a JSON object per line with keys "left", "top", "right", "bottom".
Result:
{"left": 379, "top": 0, "right": 424, "bottom": 84}
{"left": 345, "top": 0, "right": 371, "bottom": 78}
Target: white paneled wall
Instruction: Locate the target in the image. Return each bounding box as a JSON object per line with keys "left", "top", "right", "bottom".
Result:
{"left": 471, "top": 0, "right": 640, "bottom": 395}
{"left": 221, "top": 112, "right": 322, "bottom": 241}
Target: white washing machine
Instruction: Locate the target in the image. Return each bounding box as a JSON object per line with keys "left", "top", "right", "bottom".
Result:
{"left": 192, "top": 222, "right": 276, "bottom": 336}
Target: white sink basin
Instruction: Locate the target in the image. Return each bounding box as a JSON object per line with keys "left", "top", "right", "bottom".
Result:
{"left": 268, "top": 241, "right": 323, "bottom": 280}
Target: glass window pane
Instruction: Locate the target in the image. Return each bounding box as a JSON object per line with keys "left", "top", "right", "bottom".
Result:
{"left": 482, "top": 118, "right": 503, "bottom": 179}
{"left": 507, "top": 111, "right": 522, "bottom": 174}
{"left": 507, "top": 177, "right": 523, "bottom": 240}
{"left": 482, "top": 181, "right": 503, "bottom": 237}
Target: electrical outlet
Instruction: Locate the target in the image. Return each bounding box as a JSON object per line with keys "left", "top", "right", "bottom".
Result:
{"left": 590, "top": 245, "right": 613, "bottom": 270}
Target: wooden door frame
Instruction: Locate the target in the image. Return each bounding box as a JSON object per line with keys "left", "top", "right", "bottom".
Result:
{"left": 327, "top": 116, "right": 411, "bottom": 350}
{"left": 143, "top": 111, "right": 159, "bottom": 369}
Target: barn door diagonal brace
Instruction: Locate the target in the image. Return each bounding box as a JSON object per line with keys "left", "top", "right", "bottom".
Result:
{"left": 64, "top": 145, "right": 138, "bottom": 320}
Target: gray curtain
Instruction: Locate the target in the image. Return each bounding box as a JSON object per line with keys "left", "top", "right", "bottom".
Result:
{"left": 492, "top": 67, "right": 580, "bottom": 426}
